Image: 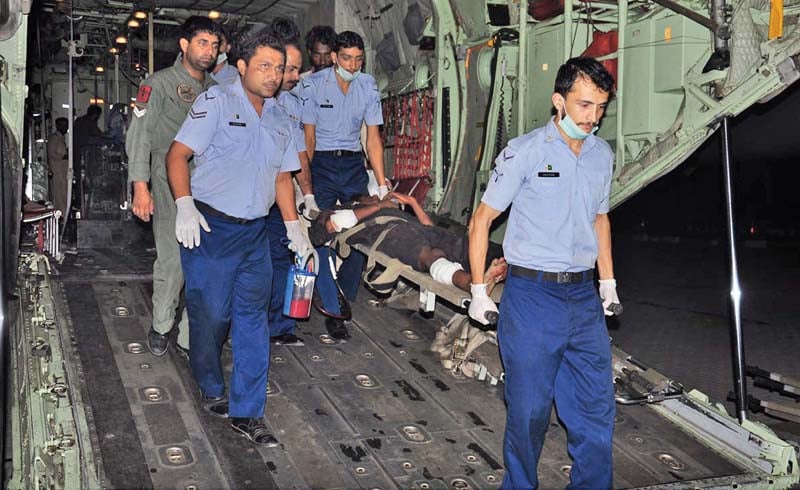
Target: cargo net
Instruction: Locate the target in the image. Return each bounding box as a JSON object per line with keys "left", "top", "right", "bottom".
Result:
{"left": 382, "top": 89, "right": 434, "bottom": 180}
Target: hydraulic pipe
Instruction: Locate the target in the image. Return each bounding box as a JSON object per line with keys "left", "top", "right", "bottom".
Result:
{"left": 721, "top": 117, "right": 747, "bottom": 423}
{"left": 517, "top": 0, "right": 527, "bottom": 134}
{"left": 710, "top": 0, "right": 730, "bottom": 52}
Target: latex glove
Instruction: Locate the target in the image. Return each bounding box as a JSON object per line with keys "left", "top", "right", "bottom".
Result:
{"left": 302, "top": 194, "right": 320, "bottom": 220}
{"left": 175, "top": 196, "right": 210, "bottom": 249}
{"left": 285, "top": 220, "right": 312, "bottom": 259}
{"left": 377, "top": 185, "right": 389, "bottom": 200}
{"left": 468, "top": 283, "right": 499, "bottom": 325}
{"left": 599, "top": 278, "right": 622, "bottom": 316}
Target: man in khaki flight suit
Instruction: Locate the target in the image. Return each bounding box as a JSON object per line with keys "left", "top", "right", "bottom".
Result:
{"left": 126, "top": 16, "right": 222, "bottom": 356}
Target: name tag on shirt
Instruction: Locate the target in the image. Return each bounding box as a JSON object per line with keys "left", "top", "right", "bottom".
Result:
{"left": 320, "top": 104, "right": 334, "bottom": 109}
{"left": 228, "top": 122, "right": 246, "bottom": 127}
{"left": 538, "top": 172, "right": 560, "bottom": 178}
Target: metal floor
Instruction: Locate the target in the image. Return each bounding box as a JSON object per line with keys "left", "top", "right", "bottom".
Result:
{"left": 44, "top": 237, "right": 781, "bottom": 489}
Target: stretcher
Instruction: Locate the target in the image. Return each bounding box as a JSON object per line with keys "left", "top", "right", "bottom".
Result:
{"left": 350, "top": 242, "right": 504, "bottom": 313}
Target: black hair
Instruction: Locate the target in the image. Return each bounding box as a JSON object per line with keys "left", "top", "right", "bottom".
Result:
{"left": 55, "top": 117, "right": 68, "bottom": 130}
{"left": 334, "top": 31, "right": 364, "bottom": 52}
{"left": 305, "top": 25, "right": 337, "bottom": 52}
{"left": 553, "top": 57, "right": 615, "bottom": 97}
{"left": 270, "top": 17, "right": 300, "bottom": 46}
{"left": 230, "top": 29, "right": 285, "bottom": 65}
{"left": 308, "top": 211, "right": 335, "bottom": 247}
{"left": 179, "top": 16, "right": 223, "bottom": 44}
{"left": 87, "top": 105, "right": 102, "bottom": 117}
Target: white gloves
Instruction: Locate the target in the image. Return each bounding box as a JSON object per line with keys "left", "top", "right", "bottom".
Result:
{"left": 285, "top": 220, "right": 312, "bottom": 258}
{"left": 468, "top": 283, "right": 499, "bottom": 325}
{"left": 175, "top": 196, "right": 210, "bottom": 249}
{"left": 302, "top": 194, "right": 320, "bottom": 220}
{"left": 599, "top": 278, "right": 622, "bottom": 316}
{"left": 377, "top": 185, "right": 389, "bottom": 200}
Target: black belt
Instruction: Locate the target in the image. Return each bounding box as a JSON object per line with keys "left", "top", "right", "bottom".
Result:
{"left": 509, "top": 265, "right": 593, "bottom": 284}
{"left": 315, "top": 149, "right": 361, "bottom": 157}
{"left": 195, "top": 200, "right": 258, "bottom": 225}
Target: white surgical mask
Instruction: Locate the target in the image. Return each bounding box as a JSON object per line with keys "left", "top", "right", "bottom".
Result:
{"left": 216, "top": 52, "right": 227, "bottom": 65}
{"left": 336, "top": 64, "right": 360, "bottom": 82}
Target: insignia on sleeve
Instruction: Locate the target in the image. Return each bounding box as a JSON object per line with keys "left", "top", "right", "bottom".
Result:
{"left": 133, "top": 106, "right": 147, "bottom": 118}
{"left": 492, "top": 168, "right": 504, "bottom": 183}
{"left": 204, "top": 92, "right": 216, "bottom": 100}
{"left": 189, "top": 108, "right": 207, "bottom": 119}
{"left": 136, "top": 85, "right": 152, "bottom": 104}
{"left": 177, "top": 83, "right": 197, "bottom": 103}
{"left": 501, "top": 150, "right": 514, "bottom": 161}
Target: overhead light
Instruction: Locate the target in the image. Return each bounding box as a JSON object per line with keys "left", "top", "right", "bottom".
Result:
{"left": 127, "top": 18, "right": 140, "bottom": 28}
{"left": 33, "top": 112, "right": 41, "bottom": 117}
{"left": 115, "top": 34, "right": 128, "bottom": 44}
{"left": 95, "top": 66, "right": 105, "bottom": 73}
{"left": 109, "top": 46, "right": 119, "bottom": 54}
{"left": 208, "top": 10, "right": 221, "bottom": 19}
{"left": 133, "top": 10, "right": 147, "bottom": 19}
{"left": 62, "top": 104, "right": 70, "bottom": 109}
{"left": 90, "top": 98, "right": 105, "bottom": 104}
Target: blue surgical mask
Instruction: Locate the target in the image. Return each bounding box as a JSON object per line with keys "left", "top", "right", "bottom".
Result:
{"left": 558, "top": 108, "right": 597, "bottom": 140}
{"left": 336, "top": 64, "right": 360, "bottom": 82}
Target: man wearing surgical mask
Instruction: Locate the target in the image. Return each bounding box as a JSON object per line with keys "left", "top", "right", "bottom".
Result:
{"left": 301, "top": 30, "right": 387, "bottom": 341}
{"left": 210, "top": 28, "right": 239, "bottom": 85}
{"left": 468, "top": 57, "right": 622, "bottom": 489}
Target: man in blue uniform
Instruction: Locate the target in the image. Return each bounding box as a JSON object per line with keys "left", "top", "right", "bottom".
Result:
{"left": 302, "top": 30, "right": 387, "bottom": 340}
{"left": 267, "top": 18, "right": 318, "bottom": 346}
{"left": 165, "top": 30, "right": 311, "bottom": 446}
{"left": 209, "top": 27, "right": 239, "bottom": 85}
{"left": 468, "top": 57, "right": 622, "bottom": 488}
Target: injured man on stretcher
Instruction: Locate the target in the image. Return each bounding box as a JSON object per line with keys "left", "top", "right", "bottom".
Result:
{"left": 308, "top": 192, "right": 507, "bottom": 336}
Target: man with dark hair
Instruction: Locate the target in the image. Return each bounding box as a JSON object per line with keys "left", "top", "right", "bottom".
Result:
{"left": 301, "top": 30, "right": 387, "bottom": 341}
{"left": 468, "top": 57, "right": 621, "bottom": 488}
{"left": 210, "top": 27, "right": 238, "bottom": 84}
{"left": 265, "top": 18, "right": 318, "bottom": 347}
{"left": 303, "top": 25, "right": 337, "bottom": 75}
{"left": 166, "top": 29, "right": 311, "bottom": 446}
{"left": 47, "top": 117, "right": 69, "bottom": 217}
{"left": 126, "top": 15, "right": 221, "bottom": 357}
{"left": 73, "top": 104, "right": 103, "bottom": 157}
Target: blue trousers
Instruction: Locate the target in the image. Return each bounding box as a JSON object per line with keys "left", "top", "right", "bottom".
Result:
{"left": 181, "top": 213, "right": 271, "bottom": 418}
{"left": 265, "top": 205, "right": 295, "bottom": 337}
{"left": 498, "top": 273, "right": 615, "bottom": 489}
{"left": 312, "top": 152, "right": 369, "bottom": 315}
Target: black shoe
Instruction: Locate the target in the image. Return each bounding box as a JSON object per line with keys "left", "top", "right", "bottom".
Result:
{"left": 147, "top": 328, "right": 169, "bottom": 356}
{"left": 175, "top": 344, "right": 190, "bottom": 361}
{"left": 325, "top": 318, "right": 351, "bottom": 342}
{"left": 270, "top": 333, "right": 305, "bottom": 347}
{"left": 203, "top": 396, "right": 229, "bottom": 418}
{"left": 231, "top": 417, "right": 279, "bottom": 447}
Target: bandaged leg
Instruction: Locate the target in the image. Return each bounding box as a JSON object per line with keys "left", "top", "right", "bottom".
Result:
{"left": 429, "top": 257, "right": 464, "bottom": 286}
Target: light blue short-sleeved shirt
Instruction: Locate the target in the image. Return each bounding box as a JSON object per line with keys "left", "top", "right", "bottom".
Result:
{"left": 278, "top": 86, "right": 307, "bottom": 153}
{"left": 300, "top": 67, "right": 383, "bottom": 151}
{"left": 481, "top": 118, "right": 613, "bottom": 272}
{"left": 174, "top": 80, "right": 301, "bottom": 220}
{"left": 209, "top": 62, "right": 240, "bottom": 85}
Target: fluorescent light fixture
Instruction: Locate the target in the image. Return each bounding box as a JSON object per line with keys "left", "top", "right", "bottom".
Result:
{"left": 62, "top": 104, "right": 70, "bottom": 109}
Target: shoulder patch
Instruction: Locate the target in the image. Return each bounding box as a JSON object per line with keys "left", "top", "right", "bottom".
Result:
{"left": 136, "top": 85, "right": 152, "bottom": 104}
{"left": 177, "top": 83, "right": 197, "bottom": 103}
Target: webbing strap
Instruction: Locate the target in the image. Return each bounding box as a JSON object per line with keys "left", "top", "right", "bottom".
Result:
{"left": 331, "top": 215, "right": 407, "bottom": 258}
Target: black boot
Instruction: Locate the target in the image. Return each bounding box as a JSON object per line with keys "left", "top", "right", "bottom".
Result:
{"left": 325, "top": 317, "right": 351, "bottom": 342}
